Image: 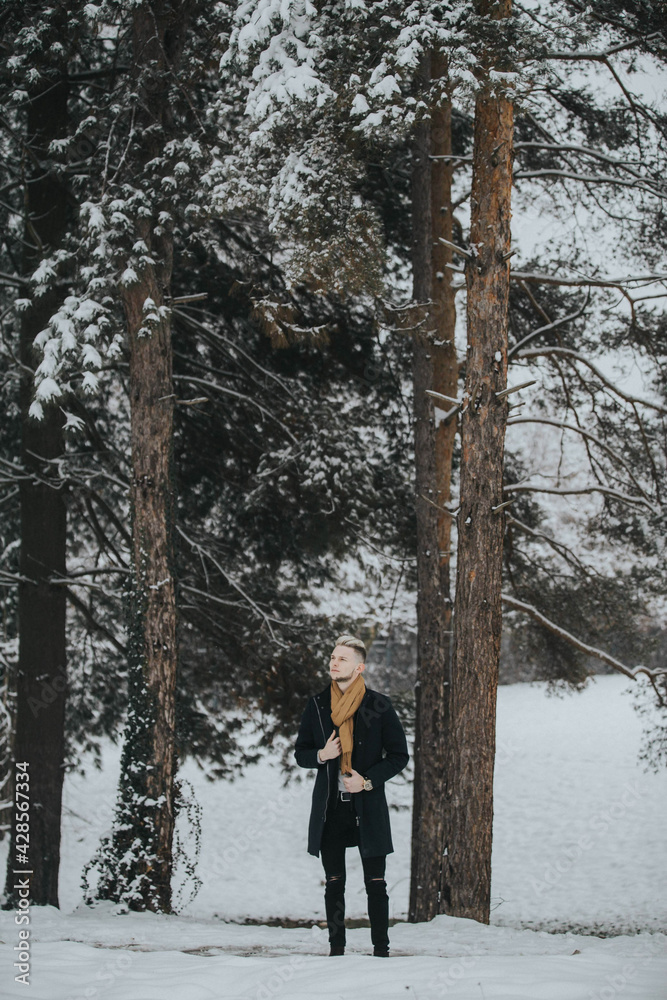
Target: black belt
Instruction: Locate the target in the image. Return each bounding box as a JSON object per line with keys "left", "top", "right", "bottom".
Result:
{"left": 338, "top": 791, "right": 352, "bottom": 802}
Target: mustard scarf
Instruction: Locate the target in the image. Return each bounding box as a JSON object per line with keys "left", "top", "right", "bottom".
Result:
{"left": 330, "top": 674, "right": 366, "bottom": 775}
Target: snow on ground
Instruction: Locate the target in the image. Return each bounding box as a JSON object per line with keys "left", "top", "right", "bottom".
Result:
{"left": 2, "top": 909, "right": 666, "bottom": 1000}
{"left": 1, "top": 674, "right": 666, "bottom": 998}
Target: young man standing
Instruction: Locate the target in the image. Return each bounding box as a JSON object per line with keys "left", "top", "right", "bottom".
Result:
{"left": 295, "top": 635, "right": 409, "bottom": 957}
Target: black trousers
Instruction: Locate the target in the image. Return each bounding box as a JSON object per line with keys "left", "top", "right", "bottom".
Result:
{"left": 320, "top": 794, "right": 389, "bottom": 951}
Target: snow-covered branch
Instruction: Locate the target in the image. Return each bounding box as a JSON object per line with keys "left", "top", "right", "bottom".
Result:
{"left": 503, "top": 481, "right": 654, "bottom": 509}
{"left": 514, "top": 346, "right": 667, "bottom": 414}
{"left": 513, "top": 169, "right": 664, "bottom": 196}
{"left": 502, "top": 593, "right": 667, "bottom": 697}
{"left": 513, "top": 141, "right": 652, "bottom": 176}
{"left": 538, "top": 34, "right": 662, "bottom": 62}
{"left": 511, "top": 271, "right": 667, "bottom": 291}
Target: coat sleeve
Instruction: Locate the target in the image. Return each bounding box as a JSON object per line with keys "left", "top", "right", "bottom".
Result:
{"left": 364, "top": 696, "right": 409, "bottom": 787}
{"left": 294, "top": 697, "right": 326, "bottom": 769}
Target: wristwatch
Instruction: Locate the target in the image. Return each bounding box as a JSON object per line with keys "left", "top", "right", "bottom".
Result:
{"left": 362, "top": 776, "right": 373, "bottom": 791}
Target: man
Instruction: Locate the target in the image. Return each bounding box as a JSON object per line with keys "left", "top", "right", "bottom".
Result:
{"left": 295, "top": 634, "right": 409, "bottom": 957}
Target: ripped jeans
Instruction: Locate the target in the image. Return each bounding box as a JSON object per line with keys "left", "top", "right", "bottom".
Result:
{"left": 320, "top": 795, "right": 389, "bottom": 951}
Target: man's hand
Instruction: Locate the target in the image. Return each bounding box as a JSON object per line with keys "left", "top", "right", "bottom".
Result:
{"left": 319, "top": 730, "right": 342, "bottom": 761}
{"left": 342, "top": 768, "right": 364, "bottom": 793}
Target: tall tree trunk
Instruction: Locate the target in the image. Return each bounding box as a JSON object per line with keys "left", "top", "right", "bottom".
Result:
{"left": 441, "top": 0, "right": 514, "bottom": 924}
{"left": 408, "top": 55, "right": 450, "bottom": 922}
{"left": 428, "top": 55, "right": 460, "bottom": 919}
{"left": 95, "top": 1, "right": 190, "bottom": 913}
{"left": 124, "top": 260, "right": 177, "bottom": 912}
{"left": 122, "top": 2, "right": 188, "bottom": 913}
{"left": 4, "top": 75, "right": 69, "bottom": 907}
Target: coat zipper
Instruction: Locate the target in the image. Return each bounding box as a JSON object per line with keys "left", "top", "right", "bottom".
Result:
{"left": 354, "top": 696, "right": 366, "bottom": 847}
{"left": 313, "top": 697, "right": 330, "bottom": 827}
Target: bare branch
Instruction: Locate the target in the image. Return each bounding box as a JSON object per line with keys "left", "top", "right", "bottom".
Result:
{"left": 176, "top": 525, "right": 289, "bottom": 640}
{"left": 503, "top": 480, "right": 653, "bottom": 509}
{"left": 508, "top": 293, "right": 590, "bottom": 360}
{"left": 426, "top": 389, "right": 460, "bottom": 406}
{"left": 517, "top": 280, "right": 552, "bottom": 324}
{"left": 343, "top": 516, "right": 419, "bottom": 561}
{"left": 538, "top": 34, "right": 661, "bottom": 62}
{"left": 630, "top": 401, "right": 663, "bottom": 506}
{"left": 437, "top": 236, "right": 473, "bottom": 258}
{"left": 506, "top": 514, "right": 598, "bottom": 576}
{"left": 511, "top": 270, "right": 667, "bottom": 290}
{"left": 495, "top": 379, "right": 537, "bottom": 399}
{"left": 180, "top": 583, "right": 244, "bottom": 609}
{"left": 172, "top": 373, "right": 298, "bottom": 444}
{"left": 168, "top": 293, "right": 208, "bottom": 305}
{"left": 0, "top": 270, "right": 27, "bottom": 287}
{"left": 502, "top": 592, "right": 666, "bottom": 691}
{"left": 513, "top": 168, "right": 664, "bottom": 197}
{"left": 515, "top": 346, "right": 667, "bottom": 414}
{"left": 514, "top": 141, "right": 649, "bottom": 175}
{"left": 174, "top": 308, "right": 298, "bottom": 400}
{"left": 417, "top": 494, "right": 458, "bottom": 520}
{"left": 58, "top": 566, "right": 130, "bottom": 579}
{"left": 64, "top": 587, "right": 127, "bottom": 655}
{"left": 506, "top": 416, "right": 655, "bottom": 506}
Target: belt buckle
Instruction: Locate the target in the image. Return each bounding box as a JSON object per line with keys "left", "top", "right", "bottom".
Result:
{"left": 339, "top": 791, "right": 351, "bottom": 802}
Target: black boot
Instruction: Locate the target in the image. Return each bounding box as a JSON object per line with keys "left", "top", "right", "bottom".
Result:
{"left": 365, "top": 876, "right": 390, "bottom": 956}
{"left": 324, "top": 874, "right": 346, "bottom": 954}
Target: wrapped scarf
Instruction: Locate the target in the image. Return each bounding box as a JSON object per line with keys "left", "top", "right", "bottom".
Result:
{"left": 330, "top": 674, "right": 366, "bottom": 775}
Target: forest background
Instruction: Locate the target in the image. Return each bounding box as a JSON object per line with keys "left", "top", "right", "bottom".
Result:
{"left": 0, "top": 0, "right": 666, "bottom": 930}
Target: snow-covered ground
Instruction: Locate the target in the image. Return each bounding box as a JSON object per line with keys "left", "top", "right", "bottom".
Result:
{"left": 2, "top": 674, "right": 666, "bottom": 998}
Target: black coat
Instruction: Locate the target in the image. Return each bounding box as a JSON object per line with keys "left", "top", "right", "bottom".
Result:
{"left": 294, "top": 684, "right": 409, "bottom": 858}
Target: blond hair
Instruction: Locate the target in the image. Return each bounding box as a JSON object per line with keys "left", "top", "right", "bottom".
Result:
{"left": 333, "top": 634, "right": 366, "bottom": 663}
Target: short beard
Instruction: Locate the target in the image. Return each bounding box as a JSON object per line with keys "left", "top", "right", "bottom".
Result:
{"left": 332, "top": 668, "right": 357, "bottom": 684}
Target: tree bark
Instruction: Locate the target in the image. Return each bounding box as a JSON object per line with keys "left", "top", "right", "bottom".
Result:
{"left": 125, "top": 274, "right": 177, "bottom": 912}
{"left": 428, "top": 54, "right": 460, "bottom": 919}
{"left": 408, "top": 54, "right": 451, "bottom": 923}
{"left": 4, "top": 75, "right": 69, "bottom": 907}
{"left": 441, "top": 0, "right": 514, "bottom": 924}
{"left": 118, "top": 1, "right": 191, "bottom": 912}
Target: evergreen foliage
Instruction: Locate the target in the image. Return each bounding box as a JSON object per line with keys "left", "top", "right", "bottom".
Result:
{"left": 0, "top": 0, "right": 666, "bottom": 911}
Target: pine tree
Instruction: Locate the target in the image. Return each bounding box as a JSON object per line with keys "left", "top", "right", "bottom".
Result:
{"left": 2, "top": 0, "right": 664, "bottom": 921}
{"left": 216, "top": 0, "right": 667, "bottom": 925}
{"left": 408, "top": 54, "right": 451, "bottom": 925}
{"left": 1, "top": 1, "right": 72, "bottom": 908}
{"left": 440, "top": 0, "right": 515, "bottom": 924}
{"left": 79, "top": 0, "right": 197, "bottom": 913}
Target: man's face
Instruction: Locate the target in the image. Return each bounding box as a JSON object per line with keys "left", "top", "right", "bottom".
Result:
{"left": 329, "top": 645, "right": 362, "bottom": 683}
